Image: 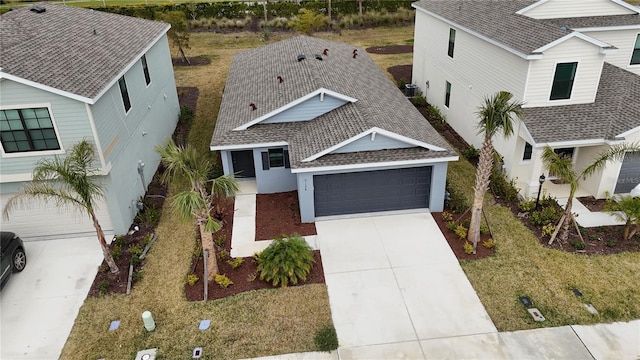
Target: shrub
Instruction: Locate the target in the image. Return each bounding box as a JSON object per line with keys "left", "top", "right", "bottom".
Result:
{"left": 455, "top": 225, "right": 468, "bottom": 240}
{"left": 463, "top": 241, "right": 474, "bottom": 254}
{"left": 482, "top": 239, "right": 495, "bottom": 249}
{"left": 129, "top": 244, "right": 144, "bottom": 258}
{"left": 447, "top": 221, "right": 458, "bottom": 232}
{"left": 530, "top": 206, "right": 561, "bottom": 227}
{"left": 442, "top": 211, "right": 454, "bottom": 221}
{"left": 571, "top": 240, "right": 586, "bottom": 250}
{"left": 518, "top": 200, "right": 536, "bottom": 212}
{"left": 461, "top": 145, "right": 480, "bottom": 161}
{"left": 114, "top": 235, "right": 126, "bottom": 246}
{"left": 541, "top": 223, "right": 555, "bottom": 237}
{"left": 257, "top": 234, "right": 314, "bottom": 287}
{"left": 446, "top": 180, "right": 469, "bottom": 213}
{"left": 111, "top": 244, "right": 122, "bottom": 260}
{"left": 412, "top": 94, "right": 427, "bottom": 107}
{"left": 314, "top": 325, "right": 339, "bottom": 352}
{"left": 213, "top": 235, "right": 226, "bottom": 248}
{"left": 217, "top": 248, "right": 230, "bottom": 261}
{"left": 426, "top": 105, "right": 446, "bottom": 124}
{"left": 132, "top": 270, "right": 144, "bottom": 283}
{"left": 606, "top": 240, "right": 617, "bottom": 247}
{"left": 397, "top": 77, "right": 408, "bottom": 90}
{"left": 186, "top": 273, "right": 199, "bottom": 286}
{"left": 135, "top": 204, "right": 161, "bottom": 227}
{"left": 490, "top": 168, "right": 520, "bottom": 204}
{"left": 97, "top": 280, "right": 110, "bottom": 296}
{"left": 179, "top": 104, "right": 194, "bottom": 123}
{"left": 215, "top": 274, "right": 233, "bottom": 288}
{"left": 227, "top": 257, "right": 244, "bottom": 269}
{"left": 480, "top": 222, "right": 490, "bottom": 235}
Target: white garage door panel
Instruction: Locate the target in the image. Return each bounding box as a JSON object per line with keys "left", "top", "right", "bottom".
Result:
{"left": 0, "top": 194, "right": 113, "bottom": 241}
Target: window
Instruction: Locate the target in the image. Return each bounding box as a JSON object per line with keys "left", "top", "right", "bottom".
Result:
{"left": 550, "top": 62, "right": 577, "bottom": 100}
{"left": 141, "top": 55, "right": 151, "bottom": 85}
{"left": 448, "top": 28, "right": 456, "bottom": 58}
{"left": 554, "top": 147, "right": 574, "bottom": 160}
{"left": 444, "top": 81, "right": 452, "bottom": 108}
{"left": 0, "top": 108, "right": 60, "bottom": 153}
{"left": 118, "top": 76, "right": 131, "bottom": 112}
{"left": 268, "top": 148, "right": 284, "bottom": 168}
{"left": 631, "top": 34, "right": 640, "bottom": 65}
{"left": 523, "top": 142, "right": 533, "bottom": 160}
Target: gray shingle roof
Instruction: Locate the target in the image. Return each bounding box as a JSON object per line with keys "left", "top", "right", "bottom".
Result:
{"left": 543, "top": 14, "right": 640, "bottom": 29}
{"left": 212, "top": 35, "right": 456, "bottom": 169}
{"left": 0, "top": 3, "right": 169, "bottom": 100}
{"left": 523, "top": 63, "right": 640, "bottom": 143}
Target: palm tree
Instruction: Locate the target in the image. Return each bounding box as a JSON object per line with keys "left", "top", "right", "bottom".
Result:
{"left": 156, "top": 139, "right": 238, "bottom": 280}
{"left": 2, "top": 140, "right": 119, "bottom": 274}
{"left": 603, "top": 195, "right": 640, "bottom": 241}
{"left": 541, "top": 142, "right": 640, "bottom": 243}
{"left": 468, "top": 91, "right": 524, "bottom": 252}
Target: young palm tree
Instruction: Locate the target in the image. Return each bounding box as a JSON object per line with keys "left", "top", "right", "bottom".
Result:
{"left": 2, "top": 140, "right": 119, "bottom": 274}
{"left": 156, "top": 139, "right": 238, "bottom": 280}
{"left": 541, "top": 142, "right": 640, "bottom": 243}
{"left": 468, "top": 91, "right": 524, "bottom": 252}
{"left": 604, "top": 195, "right": 640, "bottom": 241}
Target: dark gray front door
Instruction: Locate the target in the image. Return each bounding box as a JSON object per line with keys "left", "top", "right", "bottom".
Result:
{"left": 231, "top": 150, "right": 255, "bottom": 178}
{"left": 313, "top": 167, "right": 432, "bottom": 217}
{"left": 614, "top": 153, "right": 640, "bottom": 193}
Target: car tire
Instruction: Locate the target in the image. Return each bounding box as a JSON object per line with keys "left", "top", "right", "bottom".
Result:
{"left": 12, "top": 248, "right": 26, "bottom": 272}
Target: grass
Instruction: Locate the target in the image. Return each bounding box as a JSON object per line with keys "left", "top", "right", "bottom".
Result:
{"left": 61, "top": 25, "right": 640, "bottom": 358}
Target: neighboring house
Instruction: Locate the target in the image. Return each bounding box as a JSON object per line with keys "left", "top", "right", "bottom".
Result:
{"left": 412, "top": 0, "right": 640, "bottom": 199}
{"left": 0, "top": 4, "right": 180, "bottom": 239}
{"left": 211, "top": 36, "right": 458, "bottom": 222}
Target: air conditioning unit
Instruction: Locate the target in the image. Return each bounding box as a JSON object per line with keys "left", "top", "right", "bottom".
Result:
{"left": 405, "top": 83, "right": 418, "bottom": 97}
{"left": 134, "top": 348, "right": 157, "bottom": 360}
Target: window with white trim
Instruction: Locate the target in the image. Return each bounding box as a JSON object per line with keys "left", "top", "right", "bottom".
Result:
{"left": 141, "top": 55, "right": 151, "bottom": 85}
{"left": 268, "top": 148, "right": 284, "bottom": 168}
{"left": 550, "top": 62, "right": 577, "bottom": 100}
{"left": 0, "top": 108, "right": 61, "bottom": 153}
{"left": 118, "top": 76, "right": 131, "bottom": 112}
{"left": 523, "top": 142, "right": 533, "bottom": 161}
{"left": 448, "top": 28, "right": 456, "bottom": 58}
{"left": 444, "top": 81, "right": 452, "bottom": 108}
{"left": 631, "top": 34, "right": 640, "bottom": 65}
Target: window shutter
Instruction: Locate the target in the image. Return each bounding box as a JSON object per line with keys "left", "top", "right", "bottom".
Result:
{"left": 261, "top": 152, "right": 269, "bottom": 170}
{"left": 284, "top": 150, "right": 290, "bottom": 169}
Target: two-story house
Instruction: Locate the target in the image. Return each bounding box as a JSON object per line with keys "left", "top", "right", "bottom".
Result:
{"left": 412, "top": 0, "right": 640, "bottom": 199}
{"left": 211, "top": 36, "right": 458, "bottom": 222}
{"left": 0, "top": 4, "right": 180, "bottom": 239}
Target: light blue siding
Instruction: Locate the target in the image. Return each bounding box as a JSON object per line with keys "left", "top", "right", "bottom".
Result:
{"left": 0, "top": 80, "right": 92, "bottom": 176}
{"left": 252, "top": 147, "right": 297, "bottom": 193}
{"left": 333, "top": 134, "right": 413, "bottom": 153}
{"left": 261, "top": 94, "right": 348, "bottom": 124}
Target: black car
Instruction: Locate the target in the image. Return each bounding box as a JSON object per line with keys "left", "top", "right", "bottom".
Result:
{"left": 1, "top": 231, "right": 26, "bottom": 287}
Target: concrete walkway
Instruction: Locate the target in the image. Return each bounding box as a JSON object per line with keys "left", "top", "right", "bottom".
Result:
{"left": 556, "top": 197, "right": 625, "bottom": 228}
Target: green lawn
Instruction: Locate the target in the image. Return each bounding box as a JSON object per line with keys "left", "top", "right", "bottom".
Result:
{"left": 61, "top": 26, "right": 640, "bottom": 359}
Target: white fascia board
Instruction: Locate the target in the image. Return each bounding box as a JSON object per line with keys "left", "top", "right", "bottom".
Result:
{"left": 533, "top": 32, "right": 615, "bottom": 53}
{"left": 539, "top": 138, "right": 608, "bottom": 147}
{"left": 209, "top": 141, "right": 288, "bottom": 151}
{"left": 412, "top": 6, "right": 541, "bottom": 60}
{"left": 291, "top": 156, "right": 460, "bottom": 174}
{"left": 515, "top": 0, "right": 549, "bottom": 15}
{"left": 611, "top": 0, "right": 640, "bottom": 13}
{"left": 0, "top": 72, "right": 93, "bottom": 104}
{"left": 91, "top": 27, "right": 170, "bottom": 103}
{"left": 0, "top": 173, "right": 33, "bottom": 182}
{"left": 301, "top": 127, "right": 446, "bottom": 162}
{"left": 576, "top": 24, "right": 640, "bottom": 32}
{"left": 519, "top": 124, "right": 536, "bottom": 145}
{"left": 616, "top": 124, "right": 640, "bottom": 138}
{"left": 232, "top": 88, "right": 358, "bottom": 131}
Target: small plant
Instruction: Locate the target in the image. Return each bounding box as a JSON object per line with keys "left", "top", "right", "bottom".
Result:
{"left": 479, "top": 222, "right": 490, "bottom": 235}
{"left": 412, "top": 94, "right": 427, "bottom": 107}
{"left": 130, "top": 256, "right": 142, "bottom": 267}
{"left": 213, "top": 235, "right": 226, "bottom": 248}
{"left": 111, "top": 244, "right": 122, "bottom": 260}
{"left": 186, "top": 273, "right": 199, "bottom": 286}
{"left": 97, "top": 280, "right": 109, "bottom": 296}
{"left": 441, "top": 211, "right": 454, "bottom": 222}
{"left": 314, "top": 325, "right": 339, "bottom": 352}
{"left": 129, "top": 244, "right": 144, "bottom": 258}
{"left": 541, "top": 223, "right": 555, "bottom": 237}
{"left": 605, "top": 240, "right": 617, "bottom": 247}
{"left": 446, "top": 180, "right": 469, "bottom": 213}
{"left": 455, "top": 225, "right": 468, "bottom": 240}
{"left": 215, "top": 274, "right": 233, "bottom": 288}
{"left": 135, "top": 204, "right": 161, "bottom": 227}
{"left": 571, "top": 240, "right": 586, "bottom": 250}
{"left": 463, "top": 241, "right": 474, "bottom": 254}
{"left": 217, "top": 248, "right": 230, "bottom": 261}
{"left": 227, "top": 257, "right": 244, "bottom": 269}
{"left": 461, "top": 145, "right": 480, "bottom": 161}
{"left": 132, "top": 270, "right": 144, "bottom": 283}
{"left": 246, "top": 271, "right": 257, "bottom": 282}
{"left": 518, "top": 200, "right": 536, "bottom": 212}
{"left": 257, "top": 234, "right": 314, "bottom": 287}
{"left": 482, "top": 239, "right": 495, "bottom": 249}
{"left": 447, "top": 221, "right": 458, "bottom": 232}
{"left": 114, "top": 235, "right": 126, "bottom": 246}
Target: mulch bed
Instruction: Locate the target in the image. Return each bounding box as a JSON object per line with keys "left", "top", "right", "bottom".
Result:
{"left": 387, "top": 64, "right": 413, "bottom": 84}
{"left": 577, "top": 196, "right": 608, "bottom": 212}
{"left": 432, "top": 211, "right": 495, "bottom": 260}
{"left": 185, "top": 191, "right": 324, "bottom": 301}
{"left": 366, "top": 45, "right": 413, "bottom": 54}
{"left": 256, "top": 191, "right": 317, "bottom": 240}
{"left": 172, "top": 55, "right": 212, "bottom": 66}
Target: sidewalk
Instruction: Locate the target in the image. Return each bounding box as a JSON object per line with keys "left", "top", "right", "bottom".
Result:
{"left": 556, "top": 198, "right": 625, "bottom": 228}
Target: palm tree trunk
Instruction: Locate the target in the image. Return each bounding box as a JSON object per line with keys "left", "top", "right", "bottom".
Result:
{"left": 468, "top": 136, "right": 494, "bottom": 253}
{"left": 90, "top": 210, "right": 119, "bottom": 274}
{"left": 559, "top": 194, "right": 574, "bottom": 242}
{"left": 199, "top": 223, "right": 218, "bottom": 281}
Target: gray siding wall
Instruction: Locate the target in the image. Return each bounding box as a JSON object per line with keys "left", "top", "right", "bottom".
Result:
{"left": 0, "top": 80, "right": 93, "bottom": 177}
{"left": 93, "top": 34, "right": 180, "bottom": 234}
{"left": 261, "top": 94, "right": 347, "bottom": 124}
{"left": 253, "top": 146, "right": 297, "bottom": 193}
{"left": 297, "top": 161, "right": 449, "bottom": 222}
{"left": 332, "top": 134, "right": 413, "bottom": 153}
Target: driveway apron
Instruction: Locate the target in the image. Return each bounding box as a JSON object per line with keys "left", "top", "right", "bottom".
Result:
{"left": 316, "top": 212, "right": 497, "bottom": 355}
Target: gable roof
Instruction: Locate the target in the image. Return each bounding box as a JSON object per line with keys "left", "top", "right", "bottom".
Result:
{"left": 411, "top": 0, "right": 630, "bottom": 58}
{"left": 0, "top": 3, "right": 169, "bottom": 103}
{"left": 211, "top": 35, "right": 456, "bottom": 169}
{"left": 523, "top": 62, "right": 640, "bottom": 144}
{"left": 516, "top": 0, "right": 640, "bottom": 16}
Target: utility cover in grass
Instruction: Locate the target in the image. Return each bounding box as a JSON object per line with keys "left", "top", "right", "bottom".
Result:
{"left": 518, "top": 296, "right": 533, "bottom": 308}
{"left": 198, "top": 320, "right": 210, "bottom": 330}
{"left": 108, "top": 320, "right": 120, "bottom": 331}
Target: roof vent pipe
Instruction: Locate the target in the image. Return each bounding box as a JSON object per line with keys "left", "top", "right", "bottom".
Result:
{"left": 277, "top": 76, "right": 284, "bottom": 83}
{"left": 30, "top": 5, "right": 46, "bottom": 13}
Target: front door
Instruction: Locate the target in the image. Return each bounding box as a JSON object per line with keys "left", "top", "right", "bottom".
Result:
{"left": 231, "top": 150, "right": 255, "bottom": 178}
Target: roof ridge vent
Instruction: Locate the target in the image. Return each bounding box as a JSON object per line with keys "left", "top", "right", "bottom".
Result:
{"left": 30, "top": 5, "right": 46, "bottom": 13}
{"left": 297, "top": 54, "right": 306, "bottom": 62}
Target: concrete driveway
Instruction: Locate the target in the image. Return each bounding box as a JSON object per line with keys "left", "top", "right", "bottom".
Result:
{"left": 316, "top": 212, "right": 498, "bottom": 358}
{"left": 1, "top": 236, "right": 103, "bottom": 360}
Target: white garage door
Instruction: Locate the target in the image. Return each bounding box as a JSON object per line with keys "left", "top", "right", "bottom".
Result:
{"left": 0, "top": 194, "right": 113, "bottom": 241}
